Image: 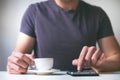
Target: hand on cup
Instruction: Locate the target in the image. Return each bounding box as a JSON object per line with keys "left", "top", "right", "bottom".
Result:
{"left": 7, "top": 52, "right": 34, "bottom": 74}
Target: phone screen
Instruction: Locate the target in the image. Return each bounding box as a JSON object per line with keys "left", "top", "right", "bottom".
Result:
{"left": 67, "top": 68, "right": 99, "bottom": 76}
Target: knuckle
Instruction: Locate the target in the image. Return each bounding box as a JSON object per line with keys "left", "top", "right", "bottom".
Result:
{"left": 91, "top": 57, "right": 96, "bottom": 61}
{"left": 14, "top": 58, "right": 20, "bottom": 63}
{"left": 77, "top": 59, "right": 82, "bottom": 65}
{"left": 78, "top": 59, "right": 82, "bottom": 63}
{"left": 80, "top": 53, "right": 86, "bottom": 59}
{"left": 15, "top": 65, "right": 27, "bottom": 73}
{"left": 85, "top": 57, "right": 90, "bottom": 62}
{"left": 80, "top": 54, "right": 84, "bottom": 58}
{"left": 89, "top": 46, "right": 96, "bottom": 50}
{"left": 16, "top": 66, "right": 21, "bottom": 71}
{"left": 19, "top": 54, "right": 25, "bottom": 59}
{"left": 24, "top": 64, "right": 28, "bottom": 68}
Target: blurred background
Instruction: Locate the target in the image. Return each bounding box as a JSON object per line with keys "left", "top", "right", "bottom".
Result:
{"left": 0, "top": 0, "right": 120, "bottom": 71}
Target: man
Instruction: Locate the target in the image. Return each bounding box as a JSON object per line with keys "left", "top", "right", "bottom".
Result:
{"left": 7, "top": 0, "right": 120, "bottom": 74}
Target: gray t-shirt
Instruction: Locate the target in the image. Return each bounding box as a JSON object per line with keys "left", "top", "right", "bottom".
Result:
{"left": 20, "top": 0, "right": 114, "bottom": 70}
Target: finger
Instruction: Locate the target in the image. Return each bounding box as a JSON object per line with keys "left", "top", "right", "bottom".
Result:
{"left": 85, "top": 46, "right": 96, "bottom": 66}
{"left": 13, "top": 52, "right": 32, "bottom": 65}
{"left": 7, "top": 65, "right": 22, "bottom": 74}
{"left": 25, "top": 53, "right": 34, "bottom": 59}
{"left": 72, "top": 59, "right": 78, "bottom": 66}
{"left": 25, "top": 54, "right": 35, "bottom": 69}
{"left": 7, "top": 61, "right": 27, "bottom": 74}
{"left": 8, "top": 55, "right": 28, "bottom": 69}
{"left": 25, "top": 54, "right": 34, "bottom": 65}
{"left": 78, "top": 46, "right": 88, "bottom": 71}
{"left": 99, "top": 53, "right": 105, "bottom": 60}
{"left": 7, "top": 68, "right": 21, "bottom": 74}
{"left": 91, "top": 49, "right": 102, "bottom": 65}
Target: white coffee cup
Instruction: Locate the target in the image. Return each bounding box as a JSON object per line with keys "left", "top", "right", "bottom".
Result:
{"left": 34, "top": 58, "right": 54, "bottom": 71}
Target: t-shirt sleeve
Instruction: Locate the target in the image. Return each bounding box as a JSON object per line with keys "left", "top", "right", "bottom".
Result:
{"left": 20, "top": 4, "right": 36, "bottom": 38}
{"left": 97, "top": 8, "right": 114, "bottom": 40}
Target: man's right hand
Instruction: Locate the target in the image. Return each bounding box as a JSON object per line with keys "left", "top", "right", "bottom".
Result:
{"left": 7, "top": 52, "right": 34, "bottom": 74}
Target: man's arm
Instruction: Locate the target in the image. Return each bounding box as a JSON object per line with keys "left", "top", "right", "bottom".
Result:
{"left": 14, "top": 32, "right": 35, "bottom": 53}
{"left": 94, "top": 35, "right": 120, "bottom": 72}
{"left": 7, "top": 32, "right": 35, "bottom": 74}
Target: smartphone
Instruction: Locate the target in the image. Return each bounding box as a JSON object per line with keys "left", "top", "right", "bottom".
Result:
{"left": 67, "top": 68, "right": 99, "bottom": 76}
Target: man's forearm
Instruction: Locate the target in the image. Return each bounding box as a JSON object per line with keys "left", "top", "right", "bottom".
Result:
{"left": 93, "top": 54, "right": 120, "bottom": 72}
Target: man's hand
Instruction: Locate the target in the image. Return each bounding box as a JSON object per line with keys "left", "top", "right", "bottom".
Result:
{"left": 72, "top": 46, "right": 104, "bottom": 72}
{"left": 7, "top": 52, "right": 34, "bottom": 74}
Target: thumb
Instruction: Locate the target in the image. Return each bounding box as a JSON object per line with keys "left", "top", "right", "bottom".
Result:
{"left": 25, "top": 53, "right": 36, "bottom": 69}
{"left": 72, "top": 59, "right": 78, "bottom": 66}
{"left": 25, "top": 53, "right": 34, "bottom": 65}
{"left": 25, "top": 53, "right": 34, "bottom": 60}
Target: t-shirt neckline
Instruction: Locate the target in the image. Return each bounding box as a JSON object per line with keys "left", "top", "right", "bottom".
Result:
{"left": 49, "top": 0, "right": 83, "bottom": 13}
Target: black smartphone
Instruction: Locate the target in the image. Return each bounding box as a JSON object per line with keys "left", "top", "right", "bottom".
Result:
{"left": 67, "top": 68, "right": 99, "bottom": 76}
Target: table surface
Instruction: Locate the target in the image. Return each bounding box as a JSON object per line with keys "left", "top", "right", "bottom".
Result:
{"left": 0, "top": 71, "right": 120, "bottom": 80}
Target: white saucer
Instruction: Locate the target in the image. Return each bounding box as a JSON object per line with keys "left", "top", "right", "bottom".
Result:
{"left": 27, "top": 69, "right": 60, "bottom": 75}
